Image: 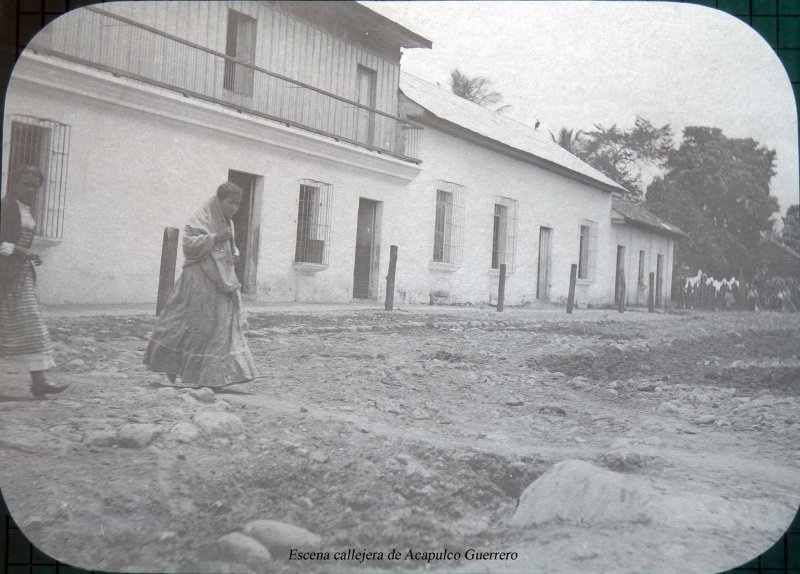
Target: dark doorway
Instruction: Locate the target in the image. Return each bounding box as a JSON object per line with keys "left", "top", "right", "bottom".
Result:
{"left": 353, "top": 198, "right": 378, "bottom": 299}
{"left": 615, "top": 245, "right": 626, "bottom": 304}
{"left": 537, "top": 227, "right": 552, "bottom": 300}
{"left": 656, "top": 254, "right": 664, "bottom": 307}
{"left": 228, "top": 170, "right": 260, "bottom": 292}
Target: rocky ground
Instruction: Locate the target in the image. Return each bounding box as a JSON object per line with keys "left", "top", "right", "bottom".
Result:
{"left": 0, "top": 304, "right": 798, "bottom": 574}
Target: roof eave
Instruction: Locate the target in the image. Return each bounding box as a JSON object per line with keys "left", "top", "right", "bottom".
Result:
{"left": 353, "top": 2, "right": 432, "bottom": 49}
{"left": 615, "top": 216, "right": 687, "bottom": 239}
{"left": 411, "top": 108, "right": 624, "bottom": 195}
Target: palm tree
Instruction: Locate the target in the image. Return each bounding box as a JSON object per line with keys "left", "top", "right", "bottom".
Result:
{"left": 551, "top": 127, "right": 583, "bottom": 155}
{"left": 449, "top": 69, "right": 512, "bottom": 113}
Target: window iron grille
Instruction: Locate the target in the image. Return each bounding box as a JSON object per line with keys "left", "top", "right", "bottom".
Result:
{"left": 578, "top": 220, "right": 598, "bottom": 280}
{"left": 491, "top": 196, "right": 517, "bottom": 271}
{"left": 432, "top": 180, "right": 465, "bottom": 265}
{"left": 294, "top": 179, "right": 333, "bottom": 265}
{"left": 7, "top": 115, "right": 71, "bottom": 240}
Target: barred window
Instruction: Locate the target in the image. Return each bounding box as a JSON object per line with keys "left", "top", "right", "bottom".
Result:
{"left": 432, "top": 181, "right": 465, "bottom": 265}
{"left": 578, "top": 220, "right": 598, "bottom": 280}
{"left": 7, "top": 115, "right": 71, "bottom": 239}
{"left": 491, "top": 196, "right": 517, "bottom": 271}
{"left": 294, "top": 180, "right": 332, "bottom": 265}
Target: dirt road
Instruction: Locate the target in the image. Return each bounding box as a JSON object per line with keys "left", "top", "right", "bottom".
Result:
{"left": 1, "top": 305, "right": 798, "bottom": 574}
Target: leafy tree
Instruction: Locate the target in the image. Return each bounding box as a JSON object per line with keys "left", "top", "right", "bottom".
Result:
{"left": 449, "top": 69, "right": 512, "bottom": 113}
{"left": 781, "top": 204, "right": 800, "bottom": 254}
{"left": 569, "top": 116, "right": 673, "bottom": 202}
{"left": 646, "top": 126, "right": 779, "bottom": 276}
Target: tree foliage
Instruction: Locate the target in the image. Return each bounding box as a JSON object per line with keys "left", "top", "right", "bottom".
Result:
{"left": 781, "top": 204, "right": 800, "bottom": 254}
{"left": 554, "top": 116, "right": 672, "bottom": 202}
{"left": 449, "top": 69, "right": 512, "bottom": 113}
{"left": 551, "top": 128, "right": 583, "bottom": 155}
{"left": 645, "top": 126, "right": 779, "bottom": 276}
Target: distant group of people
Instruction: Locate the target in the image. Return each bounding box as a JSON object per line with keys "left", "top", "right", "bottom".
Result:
{"left": 1, "top": 166, "right": 258, "bottom": 399}
{"left": 675, "top": 269, "right": 798, "bottom": 313}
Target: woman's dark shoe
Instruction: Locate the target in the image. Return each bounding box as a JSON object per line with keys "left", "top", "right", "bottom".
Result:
{"left": 30, "top": 378, "right": 69, "bottom": 398}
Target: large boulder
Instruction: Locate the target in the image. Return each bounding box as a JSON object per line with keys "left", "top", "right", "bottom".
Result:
{"left": 510, "top": 460, "right": 791, "bottom": 532}
{"left": 242, "top": 520, "right": 321, "bottom": 558}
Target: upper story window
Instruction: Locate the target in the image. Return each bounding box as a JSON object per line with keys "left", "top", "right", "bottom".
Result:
{"left": 432, "top": 181, "right": 465, "bottom": 265}
{"left": 7, "top": 115, "right": 71, "bottom": 240}
{"left": 578, "top": 220, "right": 598, "bottom": 280}
{"left": 355, "top": 65, "right": 377, "bottom": 146}
{"left": 294, "top": 180, "right": 333, "bottom": 265}
{"left": 224, "top": 9, "right": 257, "bottom": 97}
{"left": 492, "top": 196, "right": 517, "bottom": 271}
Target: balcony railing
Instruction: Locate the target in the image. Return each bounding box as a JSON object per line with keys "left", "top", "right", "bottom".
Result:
{"left": 28, "top": 7, "right": 423, "bottom": 163}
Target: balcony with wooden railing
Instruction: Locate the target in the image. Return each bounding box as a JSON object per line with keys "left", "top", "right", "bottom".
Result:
{"left": 27, "top": 7, "right": 423, "bottom": 163}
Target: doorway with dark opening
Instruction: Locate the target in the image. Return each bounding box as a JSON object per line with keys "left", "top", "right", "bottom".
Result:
{"left": 227, "top": 170, "right": 262, "bottom": 293}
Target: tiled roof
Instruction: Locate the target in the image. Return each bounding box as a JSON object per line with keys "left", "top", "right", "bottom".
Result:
{"left": 399, "top": 73, "right": 625, "bottom": 193}
{"left": 611, "top": 196, "right": 687, "bottom": 238}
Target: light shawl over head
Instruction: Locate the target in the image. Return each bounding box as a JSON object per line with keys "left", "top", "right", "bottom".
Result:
{"left": 182, "top": 195, "right": 240, "bottom": 293}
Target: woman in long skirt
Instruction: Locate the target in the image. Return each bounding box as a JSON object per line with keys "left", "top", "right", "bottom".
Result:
{"left": 144, "top": 182, "right": 258, "bottom": 389}
{"left": 0, "top": 165, "right": 68, "bottom": 398}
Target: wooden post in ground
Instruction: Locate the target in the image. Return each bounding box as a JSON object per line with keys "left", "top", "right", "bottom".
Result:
{"left": 617, "top": 268, "right": 626, "bottom": 313}
{"left": 497, "top": 263, "right": 506, "bottom": 312}
{"left": 156, "top": 227, "right": 179, "bottom": 316}
{"left": 648, "top": 272, "right": 655, "bottom": 313}
{"left": 385, "top": 245, "right": 398, "bottom": 311}
{"left": 567, "top": 264, "right": 577, "bottom": 314}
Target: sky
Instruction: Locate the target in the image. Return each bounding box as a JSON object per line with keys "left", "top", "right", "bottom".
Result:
{"left": 367, "top": 1, "right": 799, "bottom": 219}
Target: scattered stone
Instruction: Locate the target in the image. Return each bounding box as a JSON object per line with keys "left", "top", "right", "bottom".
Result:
{"left": 193, "top": 412, "right": 245, "bottom": 437}
{"left": 117, "top": 423, "right": 161, "bottom": 449}
{"left": 394, "top": 453, "right": 411, "bottom": 465}
{"left": 67, "top": 359, "right": 86, "bottom": 370}
{"left": 539, "top": 405, "right": 566, "bottom": 416}
{"left": 188, "top": 388, "right": 216, "bottom": 404}
{"left": 300, "top": 407, "right": 308, "bottom": 413}
{"left": 694, "top": 415, "right": 716, "bottom": 425}
{"left": 551, "top": 372, "right": 567, "bottom": 380}
{"left": 571, "top": 546, "right": 600, "bottom": 561}
{"left": 658, "top": 402, "right": 679, "bottom": 415}
{"left": 505, "top": 399, "right": 524, "bottom": 407}
{"left": 602, "top": 449, "right": 646, "bottom": 472}
{"left": 412, "top": 408, "right": 430, "bottom": 420}
{"left": 153, "top": 386, "right": 180, "bottom": 400}
{"left": 169, "top": 422, "right": 201, "bottom": 443}
{"left": 215, "top": 532, "right": 272, "bottom": 566}
{"left": 242, "top": 520, "right": 321, "bottom": 558}
{"left": 159, "top": 531, "right": 177, "bottom": 541}
{"left": 84, "top": 428, "right": 117, "bottom": 447}
{"left": 310, "top": 450, "right": 329, "bottom": 463}
{"left": 21, "top": 516, "right": 45, "bottom": 532}
{"left": 636, "top": 381, "right": 659, "bottom": 392}
{"left": 569, "top": 376, "right": 591, "bottom": 390}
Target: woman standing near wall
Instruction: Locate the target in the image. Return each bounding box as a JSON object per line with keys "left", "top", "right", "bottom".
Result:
{"left": 0, "top": 165, "right": 68, "bottom": 398}
{"left": 144, "top": 182, "right": 258, "bottom": 390}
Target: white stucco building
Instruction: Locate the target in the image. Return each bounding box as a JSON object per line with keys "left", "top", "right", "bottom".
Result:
{"left": 2, "top": 1, "right": 681, "bottom": 308}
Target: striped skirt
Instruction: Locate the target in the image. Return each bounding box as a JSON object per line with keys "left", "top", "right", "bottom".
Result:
{"left": 0, "top": 262, "right": 55, "bottom": 371}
